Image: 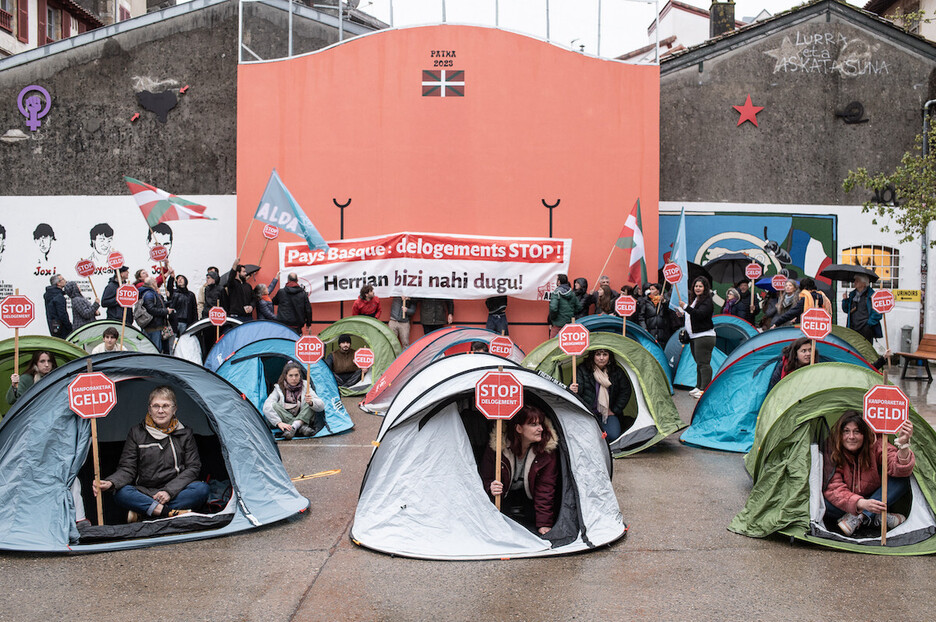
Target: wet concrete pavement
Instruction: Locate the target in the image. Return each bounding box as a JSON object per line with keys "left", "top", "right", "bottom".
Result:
{"left": 3, "top": 372, "right": 936, "bottom": 620}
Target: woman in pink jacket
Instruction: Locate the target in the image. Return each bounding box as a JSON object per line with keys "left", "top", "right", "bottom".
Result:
{"left": 823, "top": 410, "right": 915, "bottom": 536}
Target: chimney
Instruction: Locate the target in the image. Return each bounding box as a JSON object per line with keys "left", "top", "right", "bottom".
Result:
{"left": 709, "top": 0, "right": 735, "bottom": 38}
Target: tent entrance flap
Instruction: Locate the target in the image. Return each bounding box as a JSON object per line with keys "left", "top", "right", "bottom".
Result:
{"left": 808, "top": 444, "right": 936, "bottom": 547}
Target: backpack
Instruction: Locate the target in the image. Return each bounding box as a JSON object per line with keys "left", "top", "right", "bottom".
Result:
{"left": 133, "top": 298, "right": 154, "bottom": 329}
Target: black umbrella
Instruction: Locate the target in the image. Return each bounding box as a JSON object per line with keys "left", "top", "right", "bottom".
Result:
{"left": 702, "top": 253, "right": 765, "bottom": 285}
{"left": 656, "top": 261, "right": 712, "bottom": 287}
{"left": 819, "top": 263, "right": 879, "bottom": 284}
{"left": 219, "top": 264, "right": 261, "bottom": 287}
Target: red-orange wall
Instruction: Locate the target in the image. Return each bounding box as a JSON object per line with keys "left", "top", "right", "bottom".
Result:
{"left": 237, "top": 24, "right": 659, "bottom": 353}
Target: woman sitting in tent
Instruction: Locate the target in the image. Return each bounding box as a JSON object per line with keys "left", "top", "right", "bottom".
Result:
{"left": 93, "top": 386, "right": 210, "bottom": 522}
{"left": 569, "top": 349, "right": 631, "bottom": 441}
{"left": 262, "top": 361, "right": 326, "bottom": 440}
{"left": 823, "top": 411, "right": 915, "bottom": 536}
{"left": 767, "top": 337, "right": 816, "bottom": 391}
{"left": 480, "top": 405, "right": 559, "bottom": 535}
{"left": 6, "top": 350, "right": 57, "bottom": 406}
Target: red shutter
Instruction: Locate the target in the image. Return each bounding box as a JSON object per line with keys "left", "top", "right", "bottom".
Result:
{"left": 36, "top": 0, "right": 46, "bottom": 44}
{"left": 16, "top": 0, "right": 27, "bottom": 42}
{"left": 78, "top": 19, "right": 85, "bottom": 33}
{"left": 61, "top": 11, "right": 68, "bottom": 37}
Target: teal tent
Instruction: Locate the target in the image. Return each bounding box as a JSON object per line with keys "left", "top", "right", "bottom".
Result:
{"left": 522, "top": 332, "right": 685, "bottom": 456}
{"left": 215, "top": 337, "right": 353, "bottom": 438}
{"left": 318, "top": 316, "right": 402, "bottom": 396}
{"left": 0, "top": 352, "right": 308, "bottom": 552}
{"left": 730, "top": 363, "right": 936, "bottom": 555}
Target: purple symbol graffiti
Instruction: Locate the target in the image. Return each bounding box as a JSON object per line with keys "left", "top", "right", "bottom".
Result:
{"left": 17, "top": 85, "right": 52, "bottom": 131}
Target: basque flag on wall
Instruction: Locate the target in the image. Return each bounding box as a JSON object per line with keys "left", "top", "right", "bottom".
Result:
{"left": 422, "top": 70, "right": 465, "bottom": 97}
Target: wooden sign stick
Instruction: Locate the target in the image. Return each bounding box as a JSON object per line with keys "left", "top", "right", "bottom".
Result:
{"left": 622, "top": 315, "right": 627, "bottom": 337}
{"left": 87, "top": 278, "right": 99, "bottom": 300}
{"left": 12, "top": 289, "right": 19, "bottom": 382}
{"left": 257, "top": 238, "right": 270, "bottom": 266}
{"left": 120, "top": 307, "right": 128, "bottom": 350}
{"left": 86, "top": 359, "right": 104, "bottom": 526}
{"left": 881, "top": 435, "right": 888, "bottom": 545}
{"left": 494, "top": 362, "right": 504, "bottom": 511}
{"left": 810, "top": 339, "right": 816, "bottom": 365}
{"left": 750, "top": 277, "right": 756, "bottom": 313}
{"left": 883, "top": 315, "right": 891, "bottom": 379}
{"left": 236, "top": 219, "right": 256, "bottom": 261}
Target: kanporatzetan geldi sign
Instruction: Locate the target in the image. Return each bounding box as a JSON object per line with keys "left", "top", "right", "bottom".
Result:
{"left": 280, "top": 232, "right": 571, "bottom": 302}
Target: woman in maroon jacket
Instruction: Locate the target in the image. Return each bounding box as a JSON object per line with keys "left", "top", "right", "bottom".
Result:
{"left": 480, "top": 406, "right": 559, "bottom": 535}
{"left": 823, "top": 410, "right": 915, "bottom": 536}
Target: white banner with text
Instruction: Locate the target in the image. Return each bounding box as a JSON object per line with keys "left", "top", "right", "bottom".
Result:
{"left": 279, "top": 232, "right": 572, "bottom": 301}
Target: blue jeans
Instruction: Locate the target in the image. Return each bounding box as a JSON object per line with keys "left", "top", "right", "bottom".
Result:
{"left": 114, "top": 482, "right": 210, "bottom": 516}
{"left": 825, "top": 477, "right": 911, "bottom": 521}
{"left": 146, "top": 328, "right": 162, "bottom": 351}
{"left": 601, "top": 414, "right": 622, "bottom": 441}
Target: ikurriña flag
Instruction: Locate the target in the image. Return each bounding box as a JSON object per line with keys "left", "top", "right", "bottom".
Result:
{"left": 124, "top": 177, "right": 214, "bottom": 226}
{"left": 253, "top": 169, "right": 329, "bottom": 252}
{"left": 615, "top": 199, "right": 648, "bottom": 285}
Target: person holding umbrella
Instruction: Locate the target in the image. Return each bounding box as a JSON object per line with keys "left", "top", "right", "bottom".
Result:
{"left": 842, "top": 274, "right": 882, "bottom": 343}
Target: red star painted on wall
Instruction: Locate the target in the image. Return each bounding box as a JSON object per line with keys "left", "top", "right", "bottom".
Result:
{"left": 733, "top": 95, "right": 764, "bottom": 127}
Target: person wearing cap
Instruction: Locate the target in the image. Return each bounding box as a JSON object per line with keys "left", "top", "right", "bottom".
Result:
{"left": 101, "top": 266, "right": 130, "bottom": 324}
{"left": 324, "top": 334, "right": 362, "bottom": 388}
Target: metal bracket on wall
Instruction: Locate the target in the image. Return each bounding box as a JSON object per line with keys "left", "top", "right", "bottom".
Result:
{"left": 542, "top": 199, "right": 560, "bottom": 238}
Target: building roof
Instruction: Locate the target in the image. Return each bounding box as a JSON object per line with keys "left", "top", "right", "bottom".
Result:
{"left": 58, "top": 0, "right": 105, "bottom": 28}
{"left": 660, "top": 0, "right": 936, "bottom": 73}
{"left": 648, "top": 0, "right": 746, "bottom": 36}
{"left": 863, "top": 0, "right": 893, "bottom": 15}
{"left": 616, "top": 35, "right": 677, "bottom": 61}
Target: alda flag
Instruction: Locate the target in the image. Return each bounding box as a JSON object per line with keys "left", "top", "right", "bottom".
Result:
{"left": 254, "top": 170, "right": 329, "bottom": 251}
{"left": 124, "top": 177, "right": 214, "bottom": 226}
{"left": 614, "top": 199, "right": 648, "bottom": 285}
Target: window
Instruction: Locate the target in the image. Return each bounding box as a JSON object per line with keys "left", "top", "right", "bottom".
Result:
{"left": 46, "top": 5, "right": 59, "bottom": 41}
{"left": 0, "top": 0, "right": 13, "bottom": 33}
{"left": 840, "top": 245, "right": 899, "bottom": 289}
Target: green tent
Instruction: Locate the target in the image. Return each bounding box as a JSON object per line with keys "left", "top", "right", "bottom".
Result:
{"left": 522, "top": 332, "right": 685, "bottom": 457}
{"left": 1, "top": 335, "right": 87, "bottom": 418}
{"left": 66, "top": 320, "right": 160, "bottom": 354}
{"left": 318, "top": 316, "right": 402, "bottom": 396}
{"left": 731, "top": 363, "right": 936, "bottom": 555}
{"left": 830, "top": 325, "right": 879, "bottom": 364}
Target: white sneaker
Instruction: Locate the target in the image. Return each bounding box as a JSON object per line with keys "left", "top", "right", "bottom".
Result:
{"left": 688, "top": 388, "right": 702, "bottom": 398}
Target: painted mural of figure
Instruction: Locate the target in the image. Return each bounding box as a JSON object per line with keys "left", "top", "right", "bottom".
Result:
{"left": 147, "top": 223, "right": 173, "bottom": 286}
{"left": 87, "top": 222, "right": 115, "bottom": 268}
{"left": 33, "top": 223, "right": 56, "bottom": 275}
{"left": 0, "top": 224, "right": 5, "bottom": 265}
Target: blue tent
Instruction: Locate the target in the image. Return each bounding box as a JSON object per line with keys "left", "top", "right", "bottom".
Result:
{"left": 0, "top": 352, "right": 308, "bottom": 552}
{"left": 664, "top": 315, "right": 758, "bottom": 390}
{"left": 680, "top": 327, "right": 878, "bottom": 453}
{"left": 578, "top": 314, "right": 673, "bottom": 392}
{"left": 215, "top": 338, "right": 353, "bottom": 438}
{"left": 204, "top": 321, "right": 299, "bottom": 372}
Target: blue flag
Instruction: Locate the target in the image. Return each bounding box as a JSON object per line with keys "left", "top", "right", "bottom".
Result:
{"left": 668, "top": 207, "right": 688, "bottom": 312}
{"left": 253, "top": 170, "right": 329, "bottom": 251}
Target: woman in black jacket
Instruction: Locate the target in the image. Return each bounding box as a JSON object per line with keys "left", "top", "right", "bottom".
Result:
{"left": 678, "top": 276, "right": 716, "bottom": 398}
{"left": 569, "top": 349, "right": 632, "bottom": 442}
{"left": 167, "top": 274, "right": 198, "bottom": 335}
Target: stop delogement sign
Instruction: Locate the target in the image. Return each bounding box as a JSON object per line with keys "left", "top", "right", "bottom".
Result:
{"left": 0, "top": 295, "right": 35, "bottom": 329}
{"left": 662, "top": 263, "right": 682, "bottom": 284}
{"left": 296, "top": 336, "right": 325, "bottom": 364}
{"left": 209, "top": 306, "right": 227, "bottom": 326}
{"left": 68, "top": 372, "right": 117, "bottom": 419}
{"left": 863, "top": 385, "right": 909, "bottom": 434}
{"left": 557, "top": 323, "right": 589, "bottom": 356}
{"left": 116, "top": 285, "right": 138, "bottom": 308}
{"left": 475, "top": 371, "right": 524, "bottom": 420}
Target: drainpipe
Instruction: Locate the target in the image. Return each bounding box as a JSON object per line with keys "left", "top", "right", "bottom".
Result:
{"left": 920, "top": 99, "right": 936, "bottom": 337}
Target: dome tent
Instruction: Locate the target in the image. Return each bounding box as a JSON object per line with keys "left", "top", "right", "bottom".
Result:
{"left": 0, "top": 352, "right": 308, "bottom": 552}
{"left": 523, "top": 332, "right": 685, "bottom": 457}
{"left": 67, "top": 320, "right": 160, "bottom": 354}
{"left": 730, "top": 363, "right": 936, "bottom": 555}
{"left": 215, "top": 337, "right": 353, "bottom": 438}
{"left": 352, "top": 353, "right": 626, "bottom": 560}
{"left": 318, "top": 315, "right": 403, "bottom": 396}
{"left": 0, "top": 335, "right": 87, "bottom": 418}
{"left": 680, "top": 327, "right": 875, "bottom": 453}
{"left": 173, "top": 316, "right": 243, "bottom": 364}
{"left": 360, "top": 326, "right": 526, "bottom": 415}
{"left": 204, "top": 320, "right": 299, "bottom": 371}
{"left": 577, "top": 314, "right": 673, "bottom": 392}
